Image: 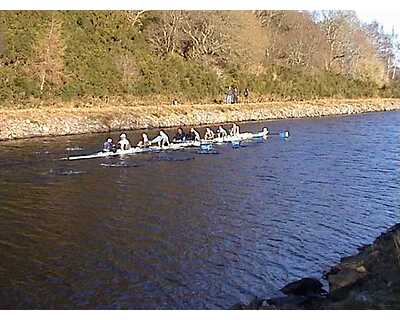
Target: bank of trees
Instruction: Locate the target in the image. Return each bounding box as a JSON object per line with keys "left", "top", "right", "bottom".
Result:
{"left": 0, "top": 10, "right": 399, "bottom": 104}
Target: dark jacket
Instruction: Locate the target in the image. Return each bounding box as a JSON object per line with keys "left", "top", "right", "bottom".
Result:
{"left": 103, "top": 141, "right": 114, "bottom": 151}
{"left": 173, "top": 132, "right": 186, "bottom": 142}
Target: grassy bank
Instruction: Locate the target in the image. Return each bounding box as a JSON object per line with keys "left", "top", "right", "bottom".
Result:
{"left": 1, "top": 98, "right": 400, "bottom": 141}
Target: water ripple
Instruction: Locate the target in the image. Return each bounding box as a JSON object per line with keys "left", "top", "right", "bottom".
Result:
{"left": 0, "top": 111, "right": 399, "bottom": 309}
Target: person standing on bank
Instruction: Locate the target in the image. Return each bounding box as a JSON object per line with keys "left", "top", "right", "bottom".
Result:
{"left": 244, "top": 88, "right": 249, "bottom": 102}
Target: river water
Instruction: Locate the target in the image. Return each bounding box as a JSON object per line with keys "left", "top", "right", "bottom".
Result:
{"left": 0, "top": 111, "right": 399, "bottom": 309}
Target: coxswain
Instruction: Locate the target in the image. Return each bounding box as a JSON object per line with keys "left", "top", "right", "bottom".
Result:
{"left": 217, "top": 125, "right": 228, "bottom": 138}
{"left": 117, "top": 133, "right": 131, "bottom": 150}
{"left": 137, "top": 132, "right": 150, "bottom": 148}
{"left": 173, "top": 127, "right": 186, "bottom": 142}
{"left": 204, "top": 127, "right": 215, "bottom": 140}
{"left": 230, "top": 123, "right": 240, "bottom": 136}
{"left": 102, "top": 138, "right": 115, "bottom": 152}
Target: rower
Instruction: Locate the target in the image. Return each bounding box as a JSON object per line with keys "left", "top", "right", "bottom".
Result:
{"left": 173, "top": 128, "right": 186, "bottom": 142}
{"left": 117, "top": 133, "right": 131, "bottom": 150}
{"left": 230, "top": 123, "right": 240, "bottom": 136}
{"left": 204, "top": 127, "right": 215, "bottom": 140}
{"left": 152, "top": 130, "right": 170, "bottom": 147}
{"left": 188, "top": 128, "right": 201, "bottom": 142}
{"left": 103, "top": 138, "right": 115, "bottom": 152}
{"left": 217, "top": 125, "right": 228, "bottom": 138}
{"left": 137, "top": 132, "right": 150, "bottom": 148}
{"left": 262, "top": 127, "right": 269, "bottom": 137}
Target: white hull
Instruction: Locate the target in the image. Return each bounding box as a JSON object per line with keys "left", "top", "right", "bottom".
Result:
{"left": 201, "top": 131, "right": 268, "bottom": 144}
{"left": 65, "top": 130, "right": 269, "bottom": 161}
{"left": 66, "top": 141, "right": 200, "bottom": 161}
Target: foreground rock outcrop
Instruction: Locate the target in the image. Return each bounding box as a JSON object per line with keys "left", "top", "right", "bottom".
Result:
{"left": 233, "top": 223, "right": 400, "bottom": 309}
{"left": 1, "top": 98, "right": 400, "bottom": 141}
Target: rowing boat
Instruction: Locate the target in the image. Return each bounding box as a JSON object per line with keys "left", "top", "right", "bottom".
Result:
{"left": 64, "top": 128, "right": 284, "bottom": 161}
{"left": 201, "top": 129, "right": 269, "bottom": 144}
{"left": 65, "top": 141, "right": 200, "bottom": 161}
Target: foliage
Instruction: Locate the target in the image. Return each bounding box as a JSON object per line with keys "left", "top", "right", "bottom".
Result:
{"left": 0, "top": 10, "right": 399, "bottom": 105}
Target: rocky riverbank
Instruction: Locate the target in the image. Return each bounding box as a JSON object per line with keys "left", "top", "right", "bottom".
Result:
{"left": 233, "top": 223, "right": 400, "bottom": 310}
{"left": 1, "top": 98, "right": 400, "bottom": 141}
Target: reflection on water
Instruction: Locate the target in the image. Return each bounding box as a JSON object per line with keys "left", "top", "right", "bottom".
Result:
{"left": 0, "top": 111, "right": 399, "bottom": 309}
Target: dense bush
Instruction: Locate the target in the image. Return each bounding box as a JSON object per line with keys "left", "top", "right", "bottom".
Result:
{"left": 0, "top": 11, "right": 399, "bottom": 106}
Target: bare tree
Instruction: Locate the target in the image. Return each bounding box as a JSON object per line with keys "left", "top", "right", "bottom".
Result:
{"left": 180, "top": 12, "right": 229, "bottom": 58}
{"left": 146, "top": 11, "right": 183, "bottom": 57}
{"left": 29, "top": 13, "right": 65, "bottom": 94}
{"left": 145, "top": 11, "right": 232, "bottom": 62}
{"left": 126, "top": 10, "right": 146, "bottom": 29}
{"left": 315, "top": 11, "right": 362, "bottom": 73}
{"left": 115, "top": 53, "right": 139, "bottom": 83}
{"left": 257, "top": 11, "right": 327, "bottom": 70}
{"left": 365, "top": 22, "right": 399, "bottom": 79}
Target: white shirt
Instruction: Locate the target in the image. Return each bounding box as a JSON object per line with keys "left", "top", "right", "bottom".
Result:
{"left": 118, "top": 138, "right": 131, "bottom": 150}
{"left": 230, "top": 125, "right": 240, "bottom": 136}
{"left": 218, "top": 127, "right": 227, "bottom": 137}
{"left": 192, "top": 130, "right": 201, "bottom": 141}
{"left": 205, "top": 130, "right": 214, "bottom": 140}
{"left": 160, "top": 131, "right": 169, "bottom": 143}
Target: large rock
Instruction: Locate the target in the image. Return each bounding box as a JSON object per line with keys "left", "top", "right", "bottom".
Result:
{"left": 326, "top": 267, "right": 368, "bottom": 292}
{"left": 231, "top": 299, "right": 277, "bottom": 310}
{"left": 281, "top": 277, "right": 326, "bottom": 296}
{"left": 266, "top": 295, "right": 320, "bottom": 309}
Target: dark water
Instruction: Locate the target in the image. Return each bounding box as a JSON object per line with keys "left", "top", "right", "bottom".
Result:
{"left": 0, "top": 111, "right": 399, "bottom": 309}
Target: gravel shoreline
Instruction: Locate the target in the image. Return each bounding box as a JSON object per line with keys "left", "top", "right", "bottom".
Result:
{"left": 1, "top": 98, "right": 400, "bottom": 141}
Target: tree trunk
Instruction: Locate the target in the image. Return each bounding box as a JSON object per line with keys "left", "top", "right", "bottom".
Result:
{"left": 40, "top": 15, "right": 55, "bottom": 94}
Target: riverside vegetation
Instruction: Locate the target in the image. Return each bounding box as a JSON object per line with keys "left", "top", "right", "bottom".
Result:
{"left": 1, "top": 10, "right": 400, "bottom": 104}
{"left": 1, "top": 11, "right": 400, "bottom": 140}
{"left": 2, "top": 11, "right": 400, "bottom": 310}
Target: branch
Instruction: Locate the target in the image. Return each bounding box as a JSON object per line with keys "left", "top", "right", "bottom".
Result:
{"left": 128, "top": 10, "right": 145, "bottom": 28}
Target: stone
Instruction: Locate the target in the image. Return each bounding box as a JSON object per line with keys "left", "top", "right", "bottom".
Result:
{"left": 231, "top": 303, "right": 247, "bottom": 310}
{"left": 267, "top": 295, "right": 309, "bottom": 308}
{"left": 356, "top": 266, "right": 367, "bottom": 273}
{"left": 281, "top": 277, "right": 326, "bottom": 296}
{"left": 260, "top": 300, "right": 277, "bottom": 310}
{"left": 327, "top": 268, "right": 368, "bottom": 292}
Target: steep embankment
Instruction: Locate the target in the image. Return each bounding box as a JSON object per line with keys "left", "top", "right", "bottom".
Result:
{"left": 233, "top": 223, "right": 400, "bottom": 309}
{"left": 1, "top": 98, "right": 400, "bottom": 141}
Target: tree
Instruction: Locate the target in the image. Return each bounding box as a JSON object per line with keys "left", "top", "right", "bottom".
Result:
{"left": 145, "top": 11, "right": 183, "bottom": 57}
{"left": 28, "top": 13, "right": 65, "bottom": 94}
{"left": 364, "top": 21, "right": 399, "bottom": 80}
{"left": 314, "top": 11, "right": 357, "bottom": 72}
{"left": 256, "top": 11, "right": 327, "bottom": 70}
{"left": 126, "top": 10, "right": 146, "bottom": 29}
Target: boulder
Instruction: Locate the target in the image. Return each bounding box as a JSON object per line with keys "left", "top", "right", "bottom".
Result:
{"left": 281, "top": 277, "right": 326, "bottom": 296}
{"left": 231, "top": 303, "right": 247, "bottom": 310}
{"left": 267, "top": 295, "right": 310, "bottom": 309}
{"left": 231, "top": 299, "right": 277, "bottom": 310}
{"left": 326, "top": 267, "right": 368, "bottom": 292}
{"left": 260, "top": 300, "right": 277, "bottom": 309}
{"left": 356, "top": 266, "right": 367, "bottom": 273}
